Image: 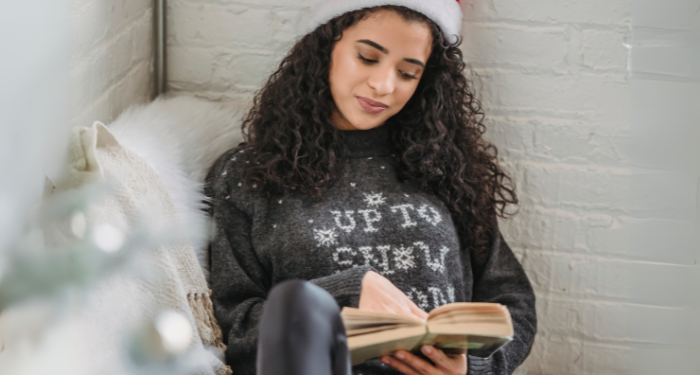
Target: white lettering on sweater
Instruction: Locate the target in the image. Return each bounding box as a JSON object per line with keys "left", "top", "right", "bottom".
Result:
{"left": 330, "top": 242, "right": 451, "bottom": 274}
{"left": 375, "top": 245, "right": 393, "bottom": 274}
{"left": 429, "top": 287, "right": 448, "bottom": 306}
{"left": 428, "top": 286, "right": 457, "bottom": 309}
{"left": 406, "top": 285, "right": 455, "bottom": 311}
{"left": 390, "top": 204, "right": 417, "bottom": 228}
{"left": 417, "top": 204, "right": 442, "bottom": 226}
{"left": 312, "top": 192, "right": 457, "bottom": 310}
{"left": 414, "top": 241, "right": 450, "bottom": 273}
{"left": 333, "top": 246, "right": 356, "bottom": 266}
{"left": 406, "top": 285, "right": 456, "bottom": 310}
{"left": 407, "top": 287, "right": 430, "bottom": 310}
{"left": 359, "top": 245, "right": 394, "bottom": 275}
{"left": 331, "top": 210, "right": 356, "bottom": 233}
{"left": 323, "top": 197, "right": 444, "bottom": 233}
{"left": 358, "top": 209, "right": 381, "bottom": 233}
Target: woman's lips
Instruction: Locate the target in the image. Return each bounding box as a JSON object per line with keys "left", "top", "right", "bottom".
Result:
{"left": 357, "top": 96, "right": 388, "bottom": 114}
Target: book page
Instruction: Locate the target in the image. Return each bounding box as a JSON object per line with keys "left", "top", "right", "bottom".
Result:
{"left": 428, "top": 302, "right": 508, "bottom": 320}
{"left": 428, "top": 320, "right": 513, "bottom": 338}
{"left": 347, "top": 325, "right": 427, "bottom": 365}
{"left": 342, "top": 307, "right": 424, "bottom": 323}
{"left": 346, "top": 323, "right": 421, "bottom": 337}
{"left": 427, "top": 302, "right": 513, "bottom": 337}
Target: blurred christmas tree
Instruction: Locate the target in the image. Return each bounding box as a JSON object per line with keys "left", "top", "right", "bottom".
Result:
{"left": 0, "top": 182, "right": 211, "bottom": 375}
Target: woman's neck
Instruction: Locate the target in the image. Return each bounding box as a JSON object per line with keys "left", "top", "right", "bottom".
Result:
{"left": 337, "top": 124, "right": 394, "bottom": 159}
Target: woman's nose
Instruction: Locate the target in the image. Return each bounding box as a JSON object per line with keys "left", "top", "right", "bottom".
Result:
{"left": 367, "top": 67, "right": 395, "bottom": 96}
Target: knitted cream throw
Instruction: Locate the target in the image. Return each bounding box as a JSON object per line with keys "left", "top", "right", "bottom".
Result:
{"left": 52, "top": 122, "right": 230, "bottom": 375}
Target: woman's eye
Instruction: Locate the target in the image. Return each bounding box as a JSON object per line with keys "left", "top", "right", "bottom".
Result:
{"left": 400, "top": 71, "right": 418, "bottom": 80}
{"left": 358, "top": 54, "right": 377, "bottom": 64}
{"left": 358, "top": 53, "right": 417, "bottom": 80}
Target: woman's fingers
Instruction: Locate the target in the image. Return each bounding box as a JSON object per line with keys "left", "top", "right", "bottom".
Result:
{"left": 381, "top": 355, "right": 423, "bottom": 375}
{"left": 359, "top": 271, "right": 429, "bottom": 322}
{"left": 421, "top": 346, "right": 467, "bottom": 374}
{"left": 382, "top": 348, "right": 467, "bottom": 375}
{"left": 392, "top": 350, "right": 438, "bottom": 374}
{"left": 421, "top": 346, "right": 451, "bottom": 368}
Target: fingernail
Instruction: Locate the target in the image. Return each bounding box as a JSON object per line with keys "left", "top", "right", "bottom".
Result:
{"left": 381, "top": 356, "right": 391, "bottom": 364}
{"left": 423, "top": 346, "right": 433, "bottom": 354}
{"left": 396, "top": 352, "right": 405, "bottom": 360}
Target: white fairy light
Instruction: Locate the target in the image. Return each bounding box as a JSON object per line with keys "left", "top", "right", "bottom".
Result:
{"left": 155, "top": 310, "right": 192, "bottom": 354}
{"left": 70, "top": 212, "right": 86, "bottom": 239}
{"left": 92, "top": 224, "right": 124, "bottom": 253}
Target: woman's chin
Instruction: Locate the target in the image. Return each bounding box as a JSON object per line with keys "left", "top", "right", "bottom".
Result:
{"left": 346, "top": 119, "right": 386, "bottom": 131}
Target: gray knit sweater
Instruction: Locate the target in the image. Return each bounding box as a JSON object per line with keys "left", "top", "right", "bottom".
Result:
{"left": 204, "top": 125, "right": 537, "bottom": 375}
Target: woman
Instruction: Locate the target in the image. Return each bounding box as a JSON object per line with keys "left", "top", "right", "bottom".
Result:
{"left": 204, "top": 2, "right": 536, "bottom": 374}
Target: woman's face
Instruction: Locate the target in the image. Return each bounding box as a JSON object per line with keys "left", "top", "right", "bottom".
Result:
{"left": 328, "top": 10, "right": 433, "bottom": 131}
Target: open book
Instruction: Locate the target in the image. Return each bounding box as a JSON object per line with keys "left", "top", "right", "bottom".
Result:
{"left": 341, "top": 303, "right": 513, "bottom": 365}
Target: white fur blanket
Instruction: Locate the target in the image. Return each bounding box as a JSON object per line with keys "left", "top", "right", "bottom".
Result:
{"left": 0, "top": 95, "right": 244, "bottom": 375}
{"left": 108, "top": 95, "right": 246, "bottom": 280}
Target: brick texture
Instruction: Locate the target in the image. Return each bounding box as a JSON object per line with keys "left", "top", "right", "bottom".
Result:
{"left": 69, "top": 0, "right": 155, "bottom": 128}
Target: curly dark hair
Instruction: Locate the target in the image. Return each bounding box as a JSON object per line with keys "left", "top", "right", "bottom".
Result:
{"left": 236, "top": 5, "right": 517, "bottom": 264}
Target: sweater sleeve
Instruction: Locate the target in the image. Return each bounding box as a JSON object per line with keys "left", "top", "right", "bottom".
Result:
{"left": 204, "top": 149, "right": 373, "bottom": 375}
{"left": 466, "top": 225, "right": 537, "bottom": 375}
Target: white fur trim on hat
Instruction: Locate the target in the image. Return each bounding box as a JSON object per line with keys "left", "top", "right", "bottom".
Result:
{"left": 308, "top": 0, "right": 463, "bottom": 44}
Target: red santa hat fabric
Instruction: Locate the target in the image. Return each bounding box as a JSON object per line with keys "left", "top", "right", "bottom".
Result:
{"left": 308, "top": 0, "right": 464, "bottom": 44}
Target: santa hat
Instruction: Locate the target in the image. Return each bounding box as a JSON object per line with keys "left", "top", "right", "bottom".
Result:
{"left": 308, "top": 0, "right": 463, "bottom": 44}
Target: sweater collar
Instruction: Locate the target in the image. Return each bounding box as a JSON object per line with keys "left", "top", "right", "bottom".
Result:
{"left": 338, "top": 125, "right": 393, "bottom": 159}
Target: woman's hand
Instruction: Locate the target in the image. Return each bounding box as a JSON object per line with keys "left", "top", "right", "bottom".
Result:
{"left": 381, "top": 346, "right": 468, "bottom": 375}
{"left": 359, "top": 271, "right": 428, "bottom": 321}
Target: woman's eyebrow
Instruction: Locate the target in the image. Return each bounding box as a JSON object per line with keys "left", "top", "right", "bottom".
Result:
{"left": 357, "top": 39, "right": 388, "bottom": 53}
{"left": 404, "top": 58, "right": 425, "bottom": 68}
{"left": 356, "top": 39, "right": 425, "bottom": 68}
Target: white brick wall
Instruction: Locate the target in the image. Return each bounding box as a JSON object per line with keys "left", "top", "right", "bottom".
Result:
{"left": 167, "top": 0, "right": 310, "bottom": 101}
{"left": 167, "top": 1, "right": 700, "bottom": 374}
{"left": 69, "top": 0, "right": 155, "bottom": 128}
